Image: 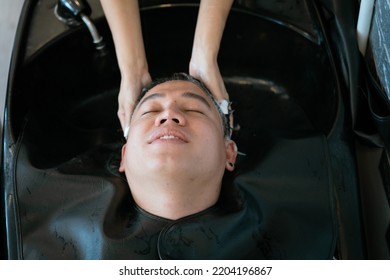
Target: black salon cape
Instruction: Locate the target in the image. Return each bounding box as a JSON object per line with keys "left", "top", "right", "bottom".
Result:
{"left": 14, "top": 115, "right": 336, "bottom": 260}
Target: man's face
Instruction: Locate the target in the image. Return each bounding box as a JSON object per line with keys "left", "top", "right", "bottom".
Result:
{"left": 120, "top": 80, "right": 236, "bottom": 182}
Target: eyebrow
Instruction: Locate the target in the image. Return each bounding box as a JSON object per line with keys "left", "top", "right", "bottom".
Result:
{"left": 182, "top": 92, "right": 211, "bottom": 108}
{"left": 137, "top": 91, "right": 212, "bottom": 109}
{"left": 137, "top": 93, "right": 165, "bottom": 108}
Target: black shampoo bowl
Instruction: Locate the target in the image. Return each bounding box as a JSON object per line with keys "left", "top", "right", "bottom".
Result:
{"left": 9, "top": 2, "right": 338, "bottom": 167}
{"left": 1, "top": 0, "right": 367, "bottom": 259}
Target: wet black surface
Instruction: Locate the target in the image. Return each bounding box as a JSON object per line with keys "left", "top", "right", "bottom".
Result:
{"left": 12, "top": 6, "right": 337, "bottom": 169}
{"left": 5, "top": 2, "right": 369, "bottom": 260}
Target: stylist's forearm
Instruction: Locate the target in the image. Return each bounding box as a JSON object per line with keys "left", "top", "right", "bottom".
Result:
{"left": 191, "top": 0, "right": 234, "bottom": 60}
{"left": 100, "top": 0, "right": 148, "bottom": 77}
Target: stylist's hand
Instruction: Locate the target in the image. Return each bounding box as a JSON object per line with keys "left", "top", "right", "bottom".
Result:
{"left": 118, "top": 71, "right": 152, "bottom": 137}
{"left": 100, "top": 0, "right": 151, "bottom": 137}
{"left": 189, "top": 57, "right": 229, "bottom": 102}
{"left": 190, "top": 55, "right": 233, "bottom": 132}
{"left": 190, "top": 0, "right": 234, "bottom": 133}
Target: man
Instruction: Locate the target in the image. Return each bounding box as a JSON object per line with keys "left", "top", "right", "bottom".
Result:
{"left": 14, "top": 72, "right": 336, "bottom": 260}
{"left": 119, "top": 73, "right": 237, "bottom": 220}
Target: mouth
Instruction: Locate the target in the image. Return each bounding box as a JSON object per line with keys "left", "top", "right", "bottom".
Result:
{"left": 148, "top": 129, "right": 189, "bottom": 144}
{"left": 158, "top": 135, "right": 182, "bottom": 140}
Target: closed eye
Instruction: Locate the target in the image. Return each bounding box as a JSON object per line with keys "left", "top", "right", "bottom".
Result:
{"left": 141, "top": 110, "right": 159, "bottom": 116}
{"left": 186, "top": 109, "right": 205, "bottom": 115}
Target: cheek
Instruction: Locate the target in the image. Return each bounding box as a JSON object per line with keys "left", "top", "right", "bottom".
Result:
{"left": 124, "top": 127, "right": 146, "bottom": 162}
{"left": 196, "top": 123, "right": 226, "bottom": 160}
{"left": 194, "top": 136, "right": 227, "bottom": 177}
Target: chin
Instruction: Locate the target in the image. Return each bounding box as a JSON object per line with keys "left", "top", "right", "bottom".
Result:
{"left": 149, "top": 158, "right": 191, "bottom": 173}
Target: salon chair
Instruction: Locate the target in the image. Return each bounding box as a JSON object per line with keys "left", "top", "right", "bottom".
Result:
{"left": 1, "top": 0, "right": 387, "bottom": 259}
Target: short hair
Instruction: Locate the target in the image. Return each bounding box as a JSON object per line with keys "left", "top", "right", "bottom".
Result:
{"left": 135, "top": 73, "right": 231, "bottom": 137}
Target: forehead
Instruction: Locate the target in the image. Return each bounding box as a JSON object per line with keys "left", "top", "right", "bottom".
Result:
{"left": 142, "top": 80, "right": 212, "bottom": 102}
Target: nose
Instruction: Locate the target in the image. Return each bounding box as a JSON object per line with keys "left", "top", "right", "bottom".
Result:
{"left": 155, "top": 108, "right": 186, "bottom": 126}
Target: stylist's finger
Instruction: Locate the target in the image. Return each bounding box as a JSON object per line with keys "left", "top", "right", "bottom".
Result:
{"left": 190, "top": 61, "right": 233, "bottom": 132}
{"left": 117, "top": 103, "right": 126, "bottom": 133}
{"left": 118, "top": 72, "right": 152, "bottom": 138}
{"left": 117, "top": 97, "right": 134, "bottom": 139}
{"left": 117, "top": 78, "right": 137, "bottom": 137}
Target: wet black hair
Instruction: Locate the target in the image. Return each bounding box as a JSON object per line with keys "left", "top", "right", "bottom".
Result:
{"left": 136, "top": 73, "right": 231, "bottom": 137}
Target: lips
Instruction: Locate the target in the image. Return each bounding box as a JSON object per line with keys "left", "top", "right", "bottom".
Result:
{"left": 148, "top": 129, "right": 189, "bottom": 144}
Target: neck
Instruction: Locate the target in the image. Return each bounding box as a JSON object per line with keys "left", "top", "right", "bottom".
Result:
{"left": 128, "top": 175, "right": 222, "bottom": 220}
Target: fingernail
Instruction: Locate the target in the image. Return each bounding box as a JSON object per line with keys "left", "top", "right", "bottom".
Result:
{"left": 123, "top": 125, "right": 129, "bottom": 139}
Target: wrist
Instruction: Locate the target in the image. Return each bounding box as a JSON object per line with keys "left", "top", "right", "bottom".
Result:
{"left": 120, "top": 67, "right": 152, "bottom": 93}
{"left": 191, "top": 39, "right": 219, "bottom": 62}
{"left": 120, "top": 60, "right": 149, "bottom": 81}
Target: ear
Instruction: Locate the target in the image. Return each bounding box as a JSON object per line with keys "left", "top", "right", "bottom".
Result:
{"left": 225, "top": 139, "right": 237, "bottom": 171}
{"left": 119, "top": 144, "right": 127, "bottom": 173}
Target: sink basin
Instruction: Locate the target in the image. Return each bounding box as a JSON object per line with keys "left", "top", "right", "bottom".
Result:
{"left": 2, "top": 1, "right": 368, "bottom": 260}
{"left": 9, "top": 5, "right": 338, "bottom": 167}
